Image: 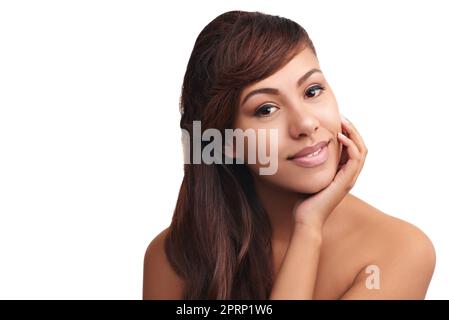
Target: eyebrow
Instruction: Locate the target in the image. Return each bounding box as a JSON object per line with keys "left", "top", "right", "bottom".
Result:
{"left": 241, "top": 68, "right": 322, "bottom": 106}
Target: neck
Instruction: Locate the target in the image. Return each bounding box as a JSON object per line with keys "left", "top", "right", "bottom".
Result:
{"left": 252, "top": 174, "right": 308, "bottom": 245}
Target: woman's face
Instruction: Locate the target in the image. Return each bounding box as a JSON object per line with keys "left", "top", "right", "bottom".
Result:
{"left": 234, "top": 47, "right": 343, "bottom": 194}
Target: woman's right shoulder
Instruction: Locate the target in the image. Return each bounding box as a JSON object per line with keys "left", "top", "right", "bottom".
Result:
{"left": 143, "top": 227, "right": 185, "bottom": 300}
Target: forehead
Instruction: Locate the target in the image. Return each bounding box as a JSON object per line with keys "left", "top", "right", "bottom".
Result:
{"left": 240, "top": 48, "right": 319, "bottom": 98}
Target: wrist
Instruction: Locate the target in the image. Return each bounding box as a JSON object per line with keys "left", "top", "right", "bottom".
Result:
{"left": 292, "top": 224, "right": 323, "bottom": 244}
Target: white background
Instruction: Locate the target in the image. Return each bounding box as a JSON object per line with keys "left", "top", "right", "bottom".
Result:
{"left": 0, "top": 0, "right": 447, "bottom": 299}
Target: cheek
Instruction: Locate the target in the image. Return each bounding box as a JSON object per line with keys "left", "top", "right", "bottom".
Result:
{"left": 234, "top": 117, "right": 283, "bottom": 162}
{"left": 238, "top": 128, "right": 280, "bottom": 165}
{"left": 320, "top": 107, "right": 341, "bottom": 135}
{"left": 324, "top": 96, "right": 340, "bottom": 129}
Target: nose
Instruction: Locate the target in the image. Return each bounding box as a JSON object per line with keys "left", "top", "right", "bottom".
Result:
{"left": 288, "top": 109, "right": 320, "bottom": 139}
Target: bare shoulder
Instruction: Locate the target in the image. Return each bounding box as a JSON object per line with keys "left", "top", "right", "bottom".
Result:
{"left": 339, "top": 194, "right": 436, "bottom": 299}
{"left": 143, "top": 227, "right": 185, "bottom": 300}
{"left": 345, "top": 193, "right": 436, "bottom": 258}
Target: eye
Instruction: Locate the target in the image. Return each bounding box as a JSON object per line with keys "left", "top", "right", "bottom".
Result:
{"left": 305, "top": 84, "right": 326, "bottom": 98}
{"left": 254, "top": 104, "right": 279, "bottom": 117}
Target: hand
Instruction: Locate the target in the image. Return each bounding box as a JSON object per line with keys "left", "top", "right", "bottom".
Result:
{"left": 293, "top": 115, "right": 368, "bottom": 230}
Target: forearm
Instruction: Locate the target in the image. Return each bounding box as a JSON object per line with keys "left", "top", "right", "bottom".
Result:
{"left": 269, "top": 225, "right": 323, "bottom": 300}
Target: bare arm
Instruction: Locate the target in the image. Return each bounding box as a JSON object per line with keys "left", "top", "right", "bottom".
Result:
{"left": 270, "top": 115, "right": 368, "bottom": 299}
{"left": 269, "top": 225, "right": 323, "bottom": 299}
{"left": 340, "top": 224, "right": 436, "bottom": 299}
{"left": 143, "top": 228, "right": 185, "bottom": 300}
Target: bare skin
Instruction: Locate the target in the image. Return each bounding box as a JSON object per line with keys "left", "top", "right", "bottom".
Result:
{"left": 144, "top": 193, "right": 435, "bottom": 299}
{"left": 271, "top": 193, "right": 436, "bottom": 299}
{"left": 143, "top": 48, "right": 436, "bottom": 300}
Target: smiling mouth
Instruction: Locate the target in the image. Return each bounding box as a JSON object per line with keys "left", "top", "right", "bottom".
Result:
{"left": 287, "top": 140, "right": 331, "bottom": 168}
{"left": 287, "top": 140, "right": 330, "bottom": 160}
{"left": 304, "top": 147, "right": 323, "bottom": 157}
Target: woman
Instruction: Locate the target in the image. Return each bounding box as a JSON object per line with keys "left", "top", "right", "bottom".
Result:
{"left": 143, "top": 10, "right": 435, "bottom": 299}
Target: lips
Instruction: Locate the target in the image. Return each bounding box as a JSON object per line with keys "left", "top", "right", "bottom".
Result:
{"left": 288, "top": 140, "right": 330, "bottom": 159}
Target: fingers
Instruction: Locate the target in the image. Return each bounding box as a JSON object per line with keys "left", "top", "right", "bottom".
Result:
{"left": 337, "top": 116, "right": 368, "bottom": 190}
{"left": 340, "top": 117, "right": 368, "bottom": 157}
{"left": 341, "top": 118, "right": 368, "bottom": 178}
{"left": 337, "top": 132, "right": 361, "bottom": 169}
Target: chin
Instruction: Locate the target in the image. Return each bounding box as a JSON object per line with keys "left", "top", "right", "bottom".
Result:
{"left": 295, "top": 181, "right": 330, "bottom": 194}
{"left": 250, "top": 160, "right": 339, "bottom": 194}
{"left": 283, "top": 168, "right": 336, "bottom": 194}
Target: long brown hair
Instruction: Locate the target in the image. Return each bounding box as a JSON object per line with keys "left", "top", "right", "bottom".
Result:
{"left": 165, "top": 10, "right": 317, "bottom": 299}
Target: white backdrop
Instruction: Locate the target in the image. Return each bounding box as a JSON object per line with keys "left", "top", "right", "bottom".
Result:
{"left": 0, "top": 0, "right": 447, "bottom": 299}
